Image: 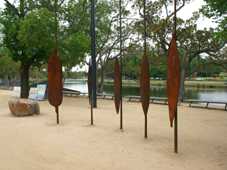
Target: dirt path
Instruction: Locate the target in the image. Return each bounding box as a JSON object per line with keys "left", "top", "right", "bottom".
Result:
{"left": 0, "top": 89, "right": 226, "bottom": 170}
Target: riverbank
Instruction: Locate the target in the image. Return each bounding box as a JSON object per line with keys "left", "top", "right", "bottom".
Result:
{"left": 0, "top": 89, "right": 226, "bottom": 170}
{"left": 104, "top": 79, "right": 227, "bottom": 89}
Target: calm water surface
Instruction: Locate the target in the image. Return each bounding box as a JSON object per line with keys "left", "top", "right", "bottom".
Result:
{"left": 64, "top": 79, "right": 227, "bottom": 106}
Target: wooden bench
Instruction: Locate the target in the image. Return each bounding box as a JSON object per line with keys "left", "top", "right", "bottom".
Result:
{"left": 124, "top": 95, "right": 141, "bottom": 101}
{"left": 124, "top": 95, "right": 169, "bottom": 104}
{"left": 80, "top": 92, "right": 88, "bottom": 96}
{"left": 97, "top": 93, "right": 114, "bottom": 99}
{"left": 150, "top": 97, "right": 168, "bottom": 104}
{"left": 63, "top": 91, "right": 81, "bottom": 97}
{"left": 186, "top": 99, "right": 227, "bottom": 110}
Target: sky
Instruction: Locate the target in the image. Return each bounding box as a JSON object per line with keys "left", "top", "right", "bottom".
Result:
{"left": 0, "top": 0, "right": 218, "bottom": 72}
{"left": 0, "top": 0, "right": 217, "bottom": 29}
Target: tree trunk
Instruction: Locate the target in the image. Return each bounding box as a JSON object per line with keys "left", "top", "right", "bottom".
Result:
{"left": 20, "top": 64, "right": 30, "bottom": 98}
{"left": 178, "top": 49, "right": 188, "bottom": 102}
{"left": 36, "top": 69, "right": 40, "bottom": 83}
{"left": 4, "top": 74, "right": 10, "bottom": 87}
{"left": 178, "top": 70, "right": 186, "bottom": 102}
{"left": 62, "top": 69, "right": 68, "bottom": 84}
{"left": 97, "top": 67, "right": 105, "bottom": 93}
{"left": 10, "top": 72, "right": 17, "bottom": 87}
{"left": 12, "top": 75, "right": 17, "bottom": 87}
{"left": 40, "top": 72, "right": 47, "bottom": 82}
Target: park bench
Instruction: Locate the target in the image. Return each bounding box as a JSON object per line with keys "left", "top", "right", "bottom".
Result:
{"left": 124, "top": 95, "right": 141, "bottom": 101}
{"left": 80, "top": 92, "right": 88, "bottom": 96}
{"left": 185, "top": 99, "right": 227, "bottom": 110}
{"left": 97, "top": 93, "right": 115, "bottom": 99}
{"left": 150, "top": 97, "right": 168, "bottom": 104}
{"left": 63, "top": 91, "right": 81, "bottom": 97}
{"left": 124, "top": 95, "right": 169, "bottom": 104}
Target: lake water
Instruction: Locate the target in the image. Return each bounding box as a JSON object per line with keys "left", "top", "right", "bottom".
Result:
{"left": 64, "top": 79, "right": 227, "bottom": 106}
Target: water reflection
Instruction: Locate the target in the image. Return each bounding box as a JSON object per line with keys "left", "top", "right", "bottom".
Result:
{"left": 64, "top": 79, "right": 88, "bottom": 93}
{"left": 64, "top": 79, "right": 227, "bottom": 106}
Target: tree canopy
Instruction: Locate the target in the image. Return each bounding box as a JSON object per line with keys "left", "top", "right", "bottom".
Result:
{"left": 131, "top": 0, "right": 227, "bottom": 101}
{"left": 200, "top": 0, "right": 227, "bottom": 39}
{"left": 0, "top": 0, "right": 115, "bottom": 97}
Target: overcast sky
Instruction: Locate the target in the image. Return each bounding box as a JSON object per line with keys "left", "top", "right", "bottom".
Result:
{"left": 0, "top": 0, "right": 217, "bottom": 30}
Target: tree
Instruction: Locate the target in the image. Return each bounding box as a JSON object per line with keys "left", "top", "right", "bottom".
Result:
{"left": 88, "top": 0, "right": 140, "bottom": 93}
{"left": 59, "top": 0, "right": 91, "bottom": 82}
{"left": 30, "top": 64, "right": 48, "bottom": 83}
{"left": 0, "top": 1, "right": 56, "bottom": 98}
{"left": 200, "top": 0, "right": 227, "bottom": 39}
{"left": 0, "top": 47, "right": 20, "bottom": 87}
{"left": 133, "top": 0, "right": 227, "bottom": 101}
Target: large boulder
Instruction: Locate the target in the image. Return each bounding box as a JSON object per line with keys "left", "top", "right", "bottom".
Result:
{"left": 8, "top": 99, "right": 40, "bottom": 117}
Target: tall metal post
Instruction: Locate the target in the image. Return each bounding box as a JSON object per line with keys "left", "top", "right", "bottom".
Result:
{"left": 119, "top": 0, "right": 123, "bottom": 130}
{"left": 91, "top": 0, "right": 97, "bottom": 108}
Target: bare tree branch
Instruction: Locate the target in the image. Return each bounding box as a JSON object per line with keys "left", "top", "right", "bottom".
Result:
{"left": 4, "top": 0, "right": 21, "bottom": 18}
{"left": 59, "top": 0, "right": 65, "bottom": 6}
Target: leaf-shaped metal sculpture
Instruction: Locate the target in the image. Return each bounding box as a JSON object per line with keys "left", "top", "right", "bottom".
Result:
{"left": 87, "top": 61, "right": 93, "bottom": 125}
{"left": 166, "top": 33, "right": 180, "bottom": 127}
{"left": 48, "top": 51, "right": 63, "bottom": 124}
{"left": 114, "top": 58, "right": 121, "bottom": 114}
{"left": 47, "top": 0, "right": 62, "bottom": 124}
{"left": 87, "top": 61, "right": 92, "bottom": 105}
{"left": 140, "top": 52, "right": 150, "bottom": 138}
{"left": 140, "top": 0, "right": 150, "bottom": 138}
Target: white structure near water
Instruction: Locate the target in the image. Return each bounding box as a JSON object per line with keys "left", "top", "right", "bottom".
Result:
{"left": 12, "top": 87, "right": 21, "bottom": 98}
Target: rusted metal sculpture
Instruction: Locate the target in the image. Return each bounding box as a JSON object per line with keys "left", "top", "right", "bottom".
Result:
{"left": 48, "top": 0, "right": 63, "bottom": 124}
{"left": 166, "top": 0, "right": 180, "bottom": 153}
{"left": 140, "top": 0, "right": 150, "bottom": 138}
{"left": 87, "top": 60, "right": 93, "bottom": 125}
{"left": 113, "top": 0, "right": 123, "bottom": 130}
{"left": 114, "top": 58, "right": 121, "bottom": 114}
{"left": 166, "top": 33, "right": 180, "bottom": 127}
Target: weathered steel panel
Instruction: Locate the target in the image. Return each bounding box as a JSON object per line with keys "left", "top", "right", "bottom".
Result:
{"left": 87, "top": 62, "right": 92, "bottom": 104}
{"left": 140, "top": 52, "right": 150, "bottom": 115}
{"left": 114, "top": 58, "right": 121, "bottom": 114}
{"left": 166, "top": 33, "right": 180, "bottom": 127}
{"left": 48, "top": 53, "right": 63, "bottom": 107}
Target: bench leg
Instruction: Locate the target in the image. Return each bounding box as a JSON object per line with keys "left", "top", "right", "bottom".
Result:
{"left": 206, "top": 102, "right": 209, "bottom": 108}
{"left": 189, "top": 102, "right": 192, "bottom": 107}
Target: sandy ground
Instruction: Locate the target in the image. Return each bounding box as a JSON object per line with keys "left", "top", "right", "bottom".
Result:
{"left": 0, "top": 89, "right": 226, "bottom": 170}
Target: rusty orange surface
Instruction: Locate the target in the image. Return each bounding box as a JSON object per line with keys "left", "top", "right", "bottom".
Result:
{"left": 87, "top": 62, "right": 92, "bottom": 104}
{"left": 166, "top": 33, "right": 180, "bottom": 127}
{"left": 48, "top": 54, "right": 63, "bottom": 107}
{"left": 140, "top": 52, "right": 150, "bottom": 115}
{"left": 114, "top": 58, "right": 121, "bottom": 114}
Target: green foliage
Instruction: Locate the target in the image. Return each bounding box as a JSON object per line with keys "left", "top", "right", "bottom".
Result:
{"left": 59, "top": 0, "right": 114, "bottom": 72}
{"left": 17, "top": 8, "right": 55, "bottom": 66}
{"left": 0, "top": 4, "right": 55, "bottom": 67}
{"left": 200, "top": 0, "right": 227, "bottom": 39}
{"left": 59, "top": 0, "right": 90, "bottom": 70}
{"left": 132, "top": 0, "right": 226, "bottom": 77}
{"left": 68, "top": 71, "right": 87, "bottom": 79}
{"left": 0, "top": 47, "right": 20, "bottom": 83}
